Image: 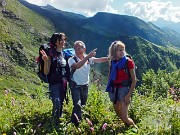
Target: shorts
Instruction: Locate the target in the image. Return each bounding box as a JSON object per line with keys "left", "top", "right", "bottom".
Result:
{"left": 109, "top": 87, "right": 129, "bottom": 102}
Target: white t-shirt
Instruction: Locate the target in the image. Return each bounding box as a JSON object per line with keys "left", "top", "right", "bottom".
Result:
{"left": 68, "top": 55, "right": 94, "bottom": 85}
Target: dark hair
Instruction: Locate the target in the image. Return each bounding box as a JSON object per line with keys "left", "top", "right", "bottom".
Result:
{"left": 49, "top": 33, "right": 66, "bottom": 50}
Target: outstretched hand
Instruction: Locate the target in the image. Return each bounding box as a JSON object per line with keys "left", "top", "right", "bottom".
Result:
{"left": 40, "top": 50, "right": 49, "bottom": 61}
{"left": 88, "top": 48, "right": 97, "bottom": 58}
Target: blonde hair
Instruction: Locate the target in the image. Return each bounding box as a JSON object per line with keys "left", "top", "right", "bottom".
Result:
{"left": 74, "top": 40, "right": 86, "bottom": 48}
{"left": 108, "top": 41, "right": 126, "bottom": 60}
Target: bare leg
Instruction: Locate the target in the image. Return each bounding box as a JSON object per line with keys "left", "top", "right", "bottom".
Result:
{"left": 113, "top": 101, "right": 137, "bottom": 127}
{"left": 113, "top": 101, "right": 122, "bottom": 117}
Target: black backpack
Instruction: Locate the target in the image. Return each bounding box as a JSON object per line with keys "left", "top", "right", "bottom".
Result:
{"left": 124, "top": 54, "right": 133, "bottom": 82}
{"left": 37, "top": 44, "right": 75, "bottom": 83}
{"left": 37, "top": 44, "right": 51, "bottom": 83}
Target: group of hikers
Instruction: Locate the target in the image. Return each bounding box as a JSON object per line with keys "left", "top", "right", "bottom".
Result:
{"left": 39, "top": 32, "right": 137, "bottom": 128}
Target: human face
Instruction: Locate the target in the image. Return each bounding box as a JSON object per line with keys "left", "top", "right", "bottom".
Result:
{"left": 74, "top": 44, "right": 85, "bottom": 56}
{"left": 116, "top": 46, "right": 125, "bottom": 59}
{"left": 56, "top": 35, "right": 66, "bottom": 49}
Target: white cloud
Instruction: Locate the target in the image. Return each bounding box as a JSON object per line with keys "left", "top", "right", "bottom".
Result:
{"left": 123, "top": 1, "right": 180, "bottom": 22}
{"left": 25, "top": 0, "right": 50, "bottom": 6}
{"left": 26, "top": 0, "right": 117, "bottom": 16}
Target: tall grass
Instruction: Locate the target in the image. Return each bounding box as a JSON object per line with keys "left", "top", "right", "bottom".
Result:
{"left": 0, "top": 78, "right": 179, "bottom": 134}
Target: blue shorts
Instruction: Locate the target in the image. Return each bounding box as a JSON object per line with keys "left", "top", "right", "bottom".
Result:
{"left": 109, "top": 87, "right": 129, "bottom": 102}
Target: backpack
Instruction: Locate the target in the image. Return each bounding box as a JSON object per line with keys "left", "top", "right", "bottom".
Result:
{"left": 37, "top": 44, "right": 51, "bottom": 83}
{"left": 123, "top": 54, "right": 134, "bottom": 84}
{"left": 36, "top": 43, "right": 75, "bottom": 83}
{"left": 63, "top": 48, "right": 75, "bottom": 59}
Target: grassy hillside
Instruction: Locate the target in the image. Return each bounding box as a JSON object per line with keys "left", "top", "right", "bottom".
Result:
{"left": 0, "top": 1, "right": 179, "bottom": 134}
{"left": 0, "top": 0, "right": 54, "bottom": 93}
{"left": 6, "top": 0, "right": 53, "bottom": 37}
{"left": 0, "top": 69, "right": 179, "bottom": 134}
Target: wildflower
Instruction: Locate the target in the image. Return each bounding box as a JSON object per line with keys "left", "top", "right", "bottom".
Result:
{"left": 90, "top": 127, "right": 94, "bottom": 132}
{"left": 37, "top": 123, "right": 41, "bottom": 127}
{"left": 13, "top": 132, "right": 16, "bottom": 135}
{"left": 74, "top": 113, "right": 79, "bottom": 122}
{"left": 5, "top": 89, "right": 10, "bottom": 94}
{"left": 102, "top": 123, "right": 107, "bottom": 130}
{"left": 78, "top": 128, "right": 81, "bottom": 132}
{"left": 3, "top": 133, "right": 7, "bottom": 135}
{"left": 86, "top": 118, "right": 93, "bottom": 126}
{"left": 4, "top": 89, "right": 10, "bottom": 96}
{"left": 11, "top": 97, "right": 15, "bottom": 106}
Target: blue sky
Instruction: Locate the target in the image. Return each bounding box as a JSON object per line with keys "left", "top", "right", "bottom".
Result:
{"left": 25, "top": 0, "right": 180, "bottom": 22}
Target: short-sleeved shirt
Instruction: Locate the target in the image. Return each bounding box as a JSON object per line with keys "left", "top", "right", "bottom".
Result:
{"left": 113, "top": 59, "right": 135, "bottom": 86}
{"left": 68, "top": 55, "right": 94, "bottom": 85}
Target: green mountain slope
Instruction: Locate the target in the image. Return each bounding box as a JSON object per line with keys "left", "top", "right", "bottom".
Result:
{"left": 84, "top": 12, "right": 180, "bottom": 48}
{"left": 21, "top": 1, "right": 180, "bottom": 48}
{"left": 1, "top": 0, "right": 180, "bottom": 87}
{"left": 0, "top": 0, "right": 54, "bottom": 92}
{"left": 99, "top": 36, "right": 180, "bottom": 81}
{"left": 17, "top": 0, "right": 180, "bottom": 81}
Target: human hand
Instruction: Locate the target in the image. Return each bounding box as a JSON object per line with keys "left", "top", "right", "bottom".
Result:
{"left": 40, "top": 50, "right": 49, "bottom": 61}
{"left": 107, "top": 55, "right": 111, "bottom": 61}
{"left": 88, "top": 48, "right": 97, "bottom": 58}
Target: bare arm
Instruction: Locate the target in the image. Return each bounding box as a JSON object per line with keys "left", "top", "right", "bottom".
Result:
{"left": 128, "top": 68, "right": 137, "bottom": 96}
{"left": 43, "top": 58, "right": 51, "bottom": 75}
{"left": 71, "top": 55, "right": 90, "bottom": 69}
{"left": 71, "top": 48, "right": 97, "bottom": 69}
{"left": 108, "top": 61, "right": 111, "bottom": 79}
{"left": 124, "top": 68, "right": 137, "bottom": 105}
{"left": 40, "top": 50, "right": 51, "bottom": 75}
{"left": 94, "top": 57, "right": 108, "bottom": 63}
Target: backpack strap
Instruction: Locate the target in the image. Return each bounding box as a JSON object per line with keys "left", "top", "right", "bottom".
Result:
{"left": 123, "top": 59, "right": 130, "bottom": 77}
{"left": 70, "top": 56, "right": 78, "bottom": 79}
{"left": 123, "top": 58, "right": 133, "bottom": 87}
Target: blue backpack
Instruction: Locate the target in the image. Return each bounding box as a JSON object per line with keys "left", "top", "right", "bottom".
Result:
{"left": 63, "top": 48, "right": 75, "bottom": 59}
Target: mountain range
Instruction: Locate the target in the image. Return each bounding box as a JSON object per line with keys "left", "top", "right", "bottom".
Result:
{"left": 152, "top": 18, "right": 180, "bottom": 34}
{"left": 19, "top": 0, "right": 180, "bottom": 78}
{"left": 0, "top": 0, "right": 179, "bottom": 88}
